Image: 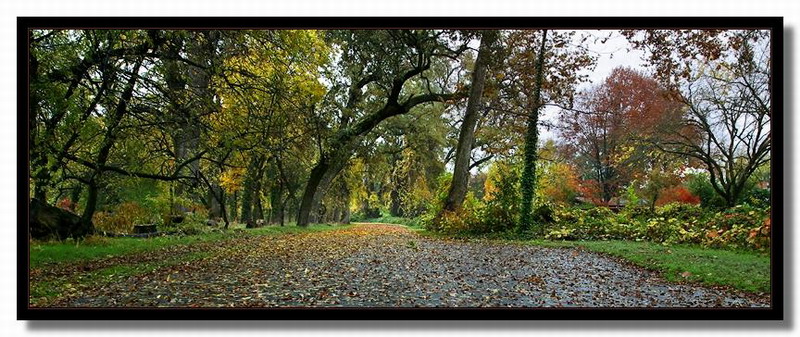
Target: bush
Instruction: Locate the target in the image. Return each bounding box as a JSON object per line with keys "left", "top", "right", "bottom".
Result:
{"left": 159, "top": 210, "right": 215, "bottom": 235}
{"left": 622, "top": 204, "right": 653, "bottom": 219}
{"left": 422, "top": 193, "right": 484, "bottom": 234}
{"left": 92, "top": 201, "right": 150, "bottom": 234}
{"left": 543, "top": 203, "right": 770, "bottom": 251}
{"left": 703, "top": 205, "right": 771, "bottom": 250}
{"left": 686, "top": 173, "right": 727, "bottom": 209}
{"left": 656, "top": 203, "right": 706, "bottom": 221}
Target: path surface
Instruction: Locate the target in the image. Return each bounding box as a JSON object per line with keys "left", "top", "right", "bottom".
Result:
{"left": 42, "top": 223, "right": 769, "bottom": 307}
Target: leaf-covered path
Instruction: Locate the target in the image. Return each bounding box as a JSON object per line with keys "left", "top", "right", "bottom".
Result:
{"left": 40, "top": 224, "right": 769, "bottom": 308}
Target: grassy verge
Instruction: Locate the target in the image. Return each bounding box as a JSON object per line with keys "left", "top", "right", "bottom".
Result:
{"left": 29, "top": 223, "right": 348, "bottom": 268}
{"left": 354, "top": 216, "right": 423, "bottom": 229}
{"left": 527, "top": 239, "right": 771, "bottom": 294}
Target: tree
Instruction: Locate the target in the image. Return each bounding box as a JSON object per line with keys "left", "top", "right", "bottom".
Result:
{"left": 441, "top": 30, "right": 498, "bottom": 214}
{"left": 559, "top": 67, "right": 682, "bottom": 205}
{"left": 625, "top": 29, "right": 772, "bottom": 207}
{"left": 295, "top": 30, "right": 470, "bottom": 226}
{"left": 484, "top": 30, "right": 597, "bottom": 231}
{"left": 518, "top": 30, "right": 548, "bottom": 232}
{"left": 659, "top": 32, "right": 771, "bottom": 207}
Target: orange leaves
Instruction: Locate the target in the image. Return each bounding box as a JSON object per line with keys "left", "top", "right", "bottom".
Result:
{"left": 522, "top": 275, "right": 544, "bottom": 285}
{"left": 57, "top": 198, "right": 77, "bottom": 213}
{"left": 656, "top": 186, "right": 700, "bottom": 206}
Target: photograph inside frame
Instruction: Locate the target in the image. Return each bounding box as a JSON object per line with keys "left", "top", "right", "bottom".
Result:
{"left": 20, "top": 17, "right": 782, "bottom": 320}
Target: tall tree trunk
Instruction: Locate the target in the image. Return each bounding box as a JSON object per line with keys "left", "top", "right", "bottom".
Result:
{"left": 229, "top": 191, "right": 239, "bottom": 222}
{"left": 441, "top": 30, "right": 497, "bottom": 213}
{"left": 297, "top": 153, "right": 349, "bottom": 226}
{"left": 253, "top": 183, "right": 264, "bottom": 221}
{"left": 389, "top": 188, "right": 403, "bottom": 217}
{"left": 240, "top": 155, "right": 265, "bottom": 223}
{"left": 519, "top": 30, "right": 548, "bottom": 232}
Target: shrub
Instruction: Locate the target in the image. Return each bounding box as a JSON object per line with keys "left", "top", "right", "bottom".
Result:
{"left": 656, "top": 203, "right": 706, "bottom": 221}
{"left": 92, "top": 201, "right": 150, "bottom": 234}
{"left": 622, "top": 204, "right": 653, "bottom": 219}
{"left": 656, "top": 185, "right": 701, "bottom": 206}
{"left": 703, "top": 205, "right": 771, "bottom": 250}
{"left": 686, "top": 173, "right": 727, "bottom": 209}
{"left": 532, "top": 202, "right": 555, "bottom": 224}
{"left": 543, "top": 203, "right": 770, "bottom": 251}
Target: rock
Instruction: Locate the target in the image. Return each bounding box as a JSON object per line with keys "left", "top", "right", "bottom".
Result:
{"left": 206, "top": 219, "right": 218, "bottom": 227}
{"left": 133, "top": 224, "right": 157, "bottom": 234}
{"left": 29, "top": 198, "right": 91, "bottom": 240}
{"left": 247, "top": 219, "right": 266, "bottom": 229}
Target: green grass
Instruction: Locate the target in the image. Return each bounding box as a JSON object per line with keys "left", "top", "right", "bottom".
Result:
{"left": 354, "top": 215, "right": 422, "bottom": 229}
{"left": 527, "top": 239, "right": 771, "bottom": 293}
{"left": 29, "top": 223, "right": 349, "bottom": 268}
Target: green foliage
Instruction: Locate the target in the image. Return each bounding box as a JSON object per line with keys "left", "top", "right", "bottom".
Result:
{"left": 543, "top": 203, "right": 770, "bottom": 251}
{"left": 686, "top": 171, "right": 770, "bottom": 210}
{"left": 624, "top": 182, "right": 641, "bottom": 207}
{"left": 480, "top": 159, "right": 522, "bottom": 232}
{"left": 422, "top": 192, "right": 483, "bottom": 234}
{"left": 353, "top": 213, "right": 422, "bottom": 228}
{"left": 686, "top": 173, "right": 727, "bottom": 209}
{"left": 92, "top": 202, "right": 150, "bottom": 234}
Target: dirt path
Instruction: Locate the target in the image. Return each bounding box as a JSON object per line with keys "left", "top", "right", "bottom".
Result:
{"left": 43, "top": 223, "right": 769, "bottom": 307}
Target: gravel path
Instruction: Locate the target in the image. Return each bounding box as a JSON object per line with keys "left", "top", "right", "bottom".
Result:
{"left": 46, "top": 223, "right": 770, "bottom": 308}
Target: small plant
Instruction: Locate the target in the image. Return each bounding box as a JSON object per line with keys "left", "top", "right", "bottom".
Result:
{"left": 92, "top": 201, "right": 149, "bottom": 234}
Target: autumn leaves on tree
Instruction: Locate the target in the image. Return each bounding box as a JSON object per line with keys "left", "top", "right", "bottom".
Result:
{"left": 28, "top": 28, "right": 771, "bottom": 239}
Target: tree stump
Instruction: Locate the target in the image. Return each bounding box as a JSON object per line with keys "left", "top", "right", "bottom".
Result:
{"left": 133, "top": 224, "right": 157, "bottom": 234}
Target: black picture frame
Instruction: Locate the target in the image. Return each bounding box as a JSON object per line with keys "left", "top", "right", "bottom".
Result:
{"left": 17, "top": 16, "right": 785, "bottom": 320}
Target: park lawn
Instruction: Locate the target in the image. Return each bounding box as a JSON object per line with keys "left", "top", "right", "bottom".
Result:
{"left": 529, "top": 239, "right": 771, "bottom": 294}
{"left": 29, "top": 223, "right": 349, "bottom": 268}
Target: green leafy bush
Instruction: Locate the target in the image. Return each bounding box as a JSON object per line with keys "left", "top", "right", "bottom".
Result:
{"left": 656, "top": 203, "right": 706, "bottom": 221}
{"left": 703, "top": 205, "right": 771, "bottom": 250}
{"left": 92, "top": 201, "right": 151, "bottom": 234}
{"left": 544, "top": 203, "right": 770, "bottom": 251}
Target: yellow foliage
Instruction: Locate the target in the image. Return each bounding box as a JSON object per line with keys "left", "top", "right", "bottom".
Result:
{"left": 219, "top": 167, "right": 246, "bottom": 193}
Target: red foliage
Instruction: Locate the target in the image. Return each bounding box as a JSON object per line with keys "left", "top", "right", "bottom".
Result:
{"left": 576, "top": 179, "right": 607, "bottom": 206}
{"left": 655, "top": 185, "right": 700, "bottom": 206}
{"left": 56, "top": 198, "right": 77, "bottom": 213}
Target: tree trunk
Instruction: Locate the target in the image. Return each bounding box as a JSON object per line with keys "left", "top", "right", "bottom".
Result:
{"left": 519, "top": 30, "right": 548, "bottom": 232}
{"left": 254, "top": 183, "right": 264, "bottom": 221}
{"left": 441, "top": 30, "right": 497, "bottom": 213}
{"left": 389, "top": 188, "right": 403, "bottom": 217}
{"left": 297, "top": 154, "right": 349, "bottom": 226}
{"left": 240, "top": 155, "right": 266, "bottom": 223}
